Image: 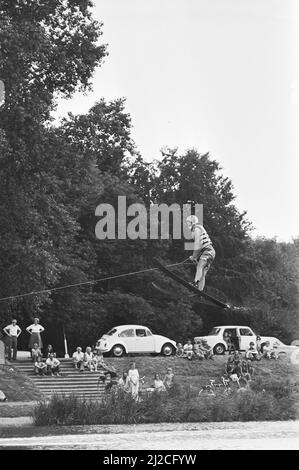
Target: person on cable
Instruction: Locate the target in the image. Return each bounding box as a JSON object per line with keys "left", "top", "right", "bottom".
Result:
{"left": 186, "top": 215, "right": 215, "bottom": 291}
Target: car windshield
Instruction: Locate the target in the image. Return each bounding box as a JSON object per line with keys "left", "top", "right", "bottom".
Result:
{"left": 106, "top": 328, "right": 117, "bottom": 336}
{"left": 208, "top": 327, "right": 221, "bottom": 336}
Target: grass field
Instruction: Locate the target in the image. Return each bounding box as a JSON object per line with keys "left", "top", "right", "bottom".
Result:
{"left": 105, "top": 353, "right": 299, "bottom": 393}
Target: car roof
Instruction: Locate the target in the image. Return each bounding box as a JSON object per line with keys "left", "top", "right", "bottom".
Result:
{"left": 113, "top": 325, "right": 151, "bottom": 330}
{"left": 213, "top": 326, "right": 252, "bottom": 329}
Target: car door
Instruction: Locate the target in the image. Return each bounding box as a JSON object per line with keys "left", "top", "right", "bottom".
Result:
{"left": 118, "top": 328, "right": 136, "bottom": 352}
{"left": 238, "top": 328, "right": 255, "bottom": 350}
{"left": 223, "top": 328, "right": 239, "bottom": 350}
{"left": 135, "top": 328, "right": 155, "bottom": 353}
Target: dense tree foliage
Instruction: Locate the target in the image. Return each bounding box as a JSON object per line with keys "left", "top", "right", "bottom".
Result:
{"left": 0, "top": 1, "right": 297, "bottom": 353}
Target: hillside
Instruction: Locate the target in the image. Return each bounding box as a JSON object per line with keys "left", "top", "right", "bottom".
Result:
{"left": 0, "top": 366, "right": 43, "bottom": 402}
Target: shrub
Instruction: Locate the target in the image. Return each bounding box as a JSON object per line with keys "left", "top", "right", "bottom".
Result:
{"left": 33, "top": 381, "right": 296, "bottom": 426}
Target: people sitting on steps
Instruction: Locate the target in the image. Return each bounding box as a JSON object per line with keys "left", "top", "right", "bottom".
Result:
{"left": 34, "top": 356, "right": 47, "bottom": 376}
{"left": 72, "top": 346, "right": 85, "bottom": 372}
{"left": 46, "top": 353, "right": 61, "bottom": 376}
{"left": 31, "top": 343, "right": 42, "bottom": 362}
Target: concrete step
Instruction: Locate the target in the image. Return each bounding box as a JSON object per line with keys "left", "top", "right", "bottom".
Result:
{"left": 14, "top": 358, "right": 117, "bottom": 399}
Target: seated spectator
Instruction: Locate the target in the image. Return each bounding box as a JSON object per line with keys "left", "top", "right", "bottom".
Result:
{"left": 241, "top": 360, "right": 252, "bottom": 381}
{"left": 263, "top": 341, "right": 278, "bottom": 360}
{"left": 237, "top": 377, "right": 250, "bottom": 392}
{"left": 93, "top": 350, "right": 117, "bottom": 376}
{"left": 163, "top": 367, "right": 174, "bottom": 390}
{"left": 94, "top": 340, "right": 102, "bottom": 354}
{"left": 92, "top": 350, "right": 104, "bottom": 371}
{"left": 45, "top": 344, "right": 54, "bottom": 358}
{"left": 245, "top": 342, "right": 261, "bottom": 361}
{"left": 72, "top": 346, "right": 84, "bottom": 371}
{"left": 193, "top": 340, "right": 204, "bottom": 360}
{"left": 46, "top": 353, "right": 61, "bottom": 376}
{"left": 83, "top": 346, "right": 94, "bottom": 371}
{"left": 118, "top": 372, "right": 130, "bottom": 392}
{"left": 200, "top": 339, "right": 214, "bottom": 359}
{"left": 256, "top": 335, "right": 262, "bottom": 354}
{"left": 154, "top": 374, "right": 167, "bottom": 393}
{"left": 175, "top": 342, "right": 185, "bottom": 358}
{"left": 31, "top": 343, "right": 42, "bottom": 362}
{"left": 225, "top": 352, "right": 242, "bottom": 378}
{"left": 183, "top": 339, "right": 194, "bottom": 360}
{"left": 247, "top": 360, "right": 254, "bottom": 377}
{"left": 34, "top": 357, "right": 47, "bottom": 376}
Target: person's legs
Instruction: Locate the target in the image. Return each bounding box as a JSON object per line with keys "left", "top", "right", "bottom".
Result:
{"left": 194, "top": 258, "right": 207, "bottom": 288}
{"left": 6, "top": 337, "right": 12, "bottom": 361}
{"left": 195, "top": 248, "right": 215, "bottom": 290}
{"left": 11, "top": 336, "right": 18, "bottom": 360}
{"left": 52, "top": 365, "right": 60, "bottom": 375}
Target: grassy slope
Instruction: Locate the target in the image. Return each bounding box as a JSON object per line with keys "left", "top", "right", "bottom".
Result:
{"left": 0, "top": 366, "right": 43, "bottom": 402}
{"left": 107, "top": 354, "right": 299, "bottom": 418}
{"left": 0, "top": 354, "right": 298, "bottom": 418}
{"left": 106, "top": 354, "right": 299, "bottom": 395}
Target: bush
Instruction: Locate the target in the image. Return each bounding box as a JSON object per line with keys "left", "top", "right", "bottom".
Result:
{"left": 33, "top": 379, "right": 296, "bottom": 426}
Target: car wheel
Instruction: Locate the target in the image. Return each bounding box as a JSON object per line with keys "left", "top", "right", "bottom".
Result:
{"left": 213, "top": 343, "right": 225, "bottom": 355}
{"left": 161, "top": 343, "right": 175, "bottom": 357}
{"left": 111, "top": 344, "right": 125, "bottom": 358}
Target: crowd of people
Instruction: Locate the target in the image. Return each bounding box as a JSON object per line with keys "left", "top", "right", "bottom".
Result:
{"left": 115, "top": 363, "right": 175, "bottom": 400}
{"left": 2, "top": 317, "right": 44, "bottom": 361}
{"left": 1, "top": 318, "right": 281, "bottom": 396}
{"left": 176, "top": 338, "right": 214, "bottom": 360}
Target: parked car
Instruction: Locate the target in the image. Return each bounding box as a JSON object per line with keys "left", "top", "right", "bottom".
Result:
{"left": 97, "top": 325, "right": 177, "bottom": 357}
{"left": 194, "top": 325, "right": 298, "bottom": 355}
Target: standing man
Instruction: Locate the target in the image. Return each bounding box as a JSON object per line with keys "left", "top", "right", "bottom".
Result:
{"left": 3, "top": 319, "right": 22, "bottom": 361}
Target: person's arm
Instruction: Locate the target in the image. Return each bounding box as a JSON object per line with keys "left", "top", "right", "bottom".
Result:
{"left": 26, "top": 325, "right": 32, "bottom": 334}
{"left": 3, "top": 326, "right": 10, "bottom": 336}
{"left": 39, "top": 325, "right": 45, "bottom": 333}
{"left": 16, "top": 326, "right": 22, "bottom": 337}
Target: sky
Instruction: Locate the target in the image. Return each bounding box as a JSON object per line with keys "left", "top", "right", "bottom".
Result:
{"left": 54, "top": 0, "right": 299, "bottom": 242}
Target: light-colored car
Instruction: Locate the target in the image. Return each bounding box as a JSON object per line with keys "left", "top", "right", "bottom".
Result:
{"left": 194, "top": 325, "right": 298, "bottom": 355}
{"left": 97, "top": 324, "right": 177, "bottom": 357}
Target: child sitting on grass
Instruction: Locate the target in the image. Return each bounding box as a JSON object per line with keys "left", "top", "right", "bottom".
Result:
{"left": 193, "top": 340, "right": 204, "bottom": 360}
{"left": 263, "top": 341, "right": 278, "bottom": 360}
{"left": 183, "top": 339, "right": 194, "bottom": 360}
{"left": 200, "top": 339, "right": 214, "bottom": 359}
{"left": 163, "top": 367, "right": 175, "bottom": 390}
{"left": 175, "top": 343, "right": 185, "bottom": 358}
{"left": 154, "top": 373, "right": 167, "bottom": 393}
{"left": 245, "top": 342, "right": 261, "bottom": 361}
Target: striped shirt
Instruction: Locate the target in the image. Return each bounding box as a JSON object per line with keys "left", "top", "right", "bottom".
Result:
{"left": 191, "top": 224, "right": 213, "bottom": 255}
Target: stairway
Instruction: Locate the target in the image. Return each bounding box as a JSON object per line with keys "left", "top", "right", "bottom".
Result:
{"left": 15, "top": 358, "right": 115, "bottom": 400}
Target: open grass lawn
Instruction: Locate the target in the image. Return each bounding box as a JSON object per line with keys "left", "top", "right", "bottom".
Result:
{"left": 106, "top": 353, "right": 299, "bottom": 392}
